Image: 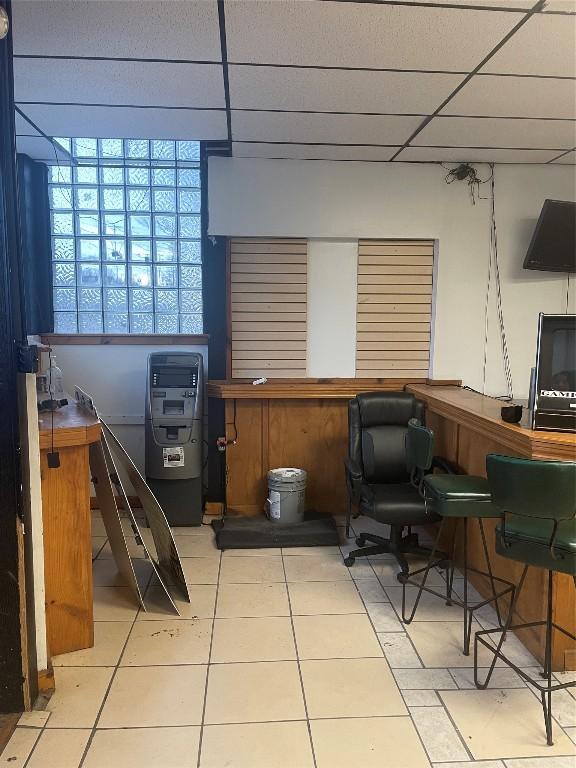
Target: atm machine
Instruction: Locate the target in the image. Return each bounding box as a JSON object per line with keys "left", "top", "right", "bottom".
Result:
{"left": 145, "top": 352, "right": 203, "bottom": 525}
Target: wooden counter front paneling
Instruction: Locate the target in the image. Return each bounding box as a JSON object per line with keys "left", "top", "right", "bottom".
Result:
{"left": 39, "top": 405, "right": 101, "bottom": 657}
{"left": 408, "top": 384, "right": 576, "bottom": 670}
{"left": 212, "top": 378, "right": 460, "bottom": 516}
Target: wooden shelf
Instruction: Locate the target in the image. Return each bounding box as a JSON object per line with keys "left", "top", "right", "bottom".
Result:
{"left": 407, "top": 384, "right": 576, "bottom": 462}
{"left": 38, "top": 403, "right": 101, "bottom": 450}
{"left": 208, "top": 378, "right": 460, "bottom": 400}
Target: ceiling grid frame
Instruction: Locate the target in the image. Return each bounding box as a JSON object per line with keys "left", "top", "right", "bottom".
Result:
{"left": 10, "top": 0, "right": 576, "bottom": 164}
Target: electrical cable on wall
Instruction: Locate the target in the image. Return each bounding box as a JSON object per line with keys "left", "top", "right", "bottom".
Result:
{"left": 442, "top": 163, "right": 513, "bottom": 399}
{"left": 488, "top": 165, "right": 514, "bottom": 400}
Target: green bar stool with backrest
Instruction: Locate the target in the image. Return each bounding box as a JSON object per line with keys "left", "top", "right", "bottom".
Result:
{"left": 401, "top": 420, "right": 515, "bottom": 655}
{"left": 475, "top": 454, "right": 576, "bottom": 746}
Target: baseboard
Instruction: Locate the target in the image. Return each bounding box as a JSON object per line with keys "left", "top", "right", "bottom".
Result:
{"left": 37, "top": 668, "right": 55, "bottom": 697}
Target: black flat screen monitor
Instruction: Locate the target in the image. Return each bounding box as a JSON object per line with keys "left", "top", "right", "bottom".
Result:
{"left": 523, "top": 199, "right": 576, "bottom": 273}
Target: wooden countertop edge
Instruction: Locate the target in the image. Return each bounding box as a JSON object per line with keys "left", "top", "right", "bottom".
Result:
{"left": 407, "top": 384, "right": 576, "bottom": 460}
{"left": 39, "top": 421, "right": 101, "bottom": 450}
{"left": 207, "top": 378, "right": 461, "bottom": 399}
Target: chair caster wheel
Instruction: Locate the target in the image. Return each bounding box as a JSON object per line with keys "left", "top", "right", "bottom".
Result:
{"left": 344, "top": 556, "right": 355, "bottom": 567}
{"left": 355, "top": 536, "right": 366, "bottom": 547}
{"left": 397, "top": 571, "right": 409, "bottom": 584}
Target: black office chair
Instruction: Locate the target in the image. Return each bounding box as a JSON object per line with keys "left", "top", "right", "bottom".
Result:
{"left": 343, "top": 392, "right": 441, "bottom": 577}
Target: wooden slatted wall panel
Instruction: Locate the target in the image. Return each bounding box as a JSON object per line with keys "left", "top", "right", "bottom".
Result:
{"left": 231, "top": 238, "right": 307, "bottom": 378}
{"left": 356, "top": 240, "right": 434, "bottom": 378}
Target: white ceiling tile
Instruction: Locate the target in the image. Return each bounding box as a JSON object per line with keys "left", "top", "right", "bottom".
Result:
{"left": 442, "top": 74, "right": 576, "bottom": 119}
{"left": 225, "top": 1, "right": 523, "bottom": 71}
{"left": 17, "top": 104, "right": 228, "bottom": 141}
{"left": 232, "top": 142, "right": 400, "bottom": 161}
{"left": 15, "top": 109, "right": 41, "bottom": 135}
{"left": 551, "top": 149, "right": 576, "bottom": 163}
{"left": 12, "top": 0, "right": 221, "bottom": 60}
{"left": 229, "top": 66, "right": 461, "bottom": 114}
{"left": 396, "top": 145, "right": 560, "bottom": 163}
{"left": 231, "top": 111, "right": 422, "bottom": 145}
{"left": 413, "top": 115, "right": 576, "bottom": 148}
{"left": 16, "top": 135, "right": 71, "bottom": 163}
{"left": 14, "top": 58, "right": 225, "bottom": 109}
{"left": 481, "top": 13, "right": 576, "bottom": 76}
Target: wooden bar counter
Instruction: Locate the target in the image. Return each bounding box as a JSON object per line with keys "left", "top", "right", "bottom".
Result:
{"left": 207, "top": 378, "right": 458, "bottom": 517}
{"left": 407, "top": 384, "right": 576, "bottom": 670}
{"left": 39, "top": 404, "right": 101, "bottom": 657}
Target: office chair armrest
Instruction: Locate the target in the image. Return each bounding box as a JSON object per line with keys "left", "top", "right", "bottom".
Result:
{"left": 430, "top": 456, "right": 458, "bottom": 474}
{"left": 344, "top": 457, "right": 363, "bottom": 503}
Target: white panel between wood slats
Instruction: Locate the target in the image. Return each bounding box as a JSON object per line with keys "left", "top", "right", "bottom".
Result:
{"left": 231, "top": 238, "right": 307, "bottom": 378}
{"left": 356, "top": 240, "right": 434, "bottom": 378}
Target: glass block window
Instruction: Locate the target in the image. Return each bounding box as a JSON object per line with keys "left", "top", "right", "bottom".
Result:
{"left": 49, "top": 138, "right": 202, "bottom": 334}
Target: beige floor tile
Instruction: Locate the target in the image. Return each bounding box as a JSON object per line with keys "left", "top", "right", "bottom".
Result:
{"left": 394, "top": 668, "right": 457, "bottom": 690}
{"left": 27, "top": 729, "right": 91, "bottom": 768}
{"left": 0, "top": 729, "right": 40, "bottom": 768}
{"left": 91, "top": 512, "right": 107, "bottom": 537}
{"left": 219, "top": 556, "right": 284, "bottom": 584}
{"left": 53, "top": 621, "right": 132, "bottom": 667}
{"left": 46, "top": 667, "right": 114, "bottom": 728}
{"left": 139, "top": 584, "right": 216, "bottom": 620}
{"left": 386, "top": 586, "right": 463, "bottom": 621}
{"left": 173, "top": 534, "right": 219, "bottom": 557}
{"left": 355, "top": 579, "right": 389, "bottom": 603}
{"left": 92, "top": 557, "right": 152, "bottom": 588}
{"left": 93, "top": 586, "right": 140, "bottom": 621}
{"left": 283, "top": 546, "right": 341, "bottom": 556}
{"left": 284, "top": 554, "right": 352, "bottom": 582}
{"left": 83, "top": 727, "right": 200, "bottom": 768}
{"left": 200, "top": 721, "right": 314, "bottom": 768}
{"left": 288, "top": 581, "right": 365, "bottom": 615}
{"left": 170, "top": 525, "right": 214, "bottom": 536}
{"left": 216, "top": 582, "right": 290, "bottom": 618}
{"left": 179, "top": 557, "right": 221, "bottom": 585}
{"left": 410, "top": 705, "right": 468, "bottom": 762}
{"left": 17, "top": 711, "right": 50, "bottom": 728}
{"left": 204, "top": 661, "right": 305, "bottom": 724}
{"left": 301, "top": 657, "right": 407, "bottom": 718}
{"left": 98, "top": 665, "right": 207, "bottom": 727}
{"left": 92, "top": 536, "right": 107, "bottom": 557}
{"left": 372, "top": 560, "right": 446, "bottom": 586}
{"left": 120, "top": 618, "right": 212, "bottom": 665}
{"left": 440, "top": 688, "right": 576, "bottom": 759}
{"left": 378, "top": 632, "right": 423, "bottom": 668}
{"left": 293, "top": 614, "right": 382, "bottom": 659}
{"left": 98, "top": 535, "right": 148, "bottom": 560}
{"left": 406, "top": 619, "right": 498, "bottom": 667}
{"left": 211, "top": 616, "right": 296, "bottom": 662}
{"left": 311, "top": 716, "right": 430, "bottom": 768}
{"left": 222, "top": 547, "right": 282, "bottom": 557}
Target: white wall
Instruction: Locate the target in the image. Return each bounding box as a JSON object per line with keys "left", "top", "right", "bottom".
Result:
{"left": 51, "top": 343, "right": 208, "bottom": 473}
{"left": 307, "top": 239, "right": 357, "bottom": 378}
{"left": 208, "top": 157, "right": 575, "bottom": 397}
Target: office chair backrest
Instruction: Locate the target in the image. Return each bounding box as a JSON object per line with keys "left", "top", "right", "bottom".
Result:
{"left": 486, "top": 454, "right": 576, "bottom": 522}
{"left": 406, "top": 420, "right": 434, "bottom": 485}
{"left": 349, "top": 392, "right": 425, "bottom": 484}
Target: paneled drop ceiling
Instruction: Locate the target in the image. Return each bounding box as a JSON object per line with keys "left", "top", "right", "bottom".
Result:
{"left": 11, "top": 0, "right": 576, "bottom": 165}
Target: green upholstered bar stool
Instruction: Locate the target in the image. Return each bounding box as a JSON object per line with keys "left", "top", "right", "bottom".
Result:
{"left": 475, "top": 454, "right": 576, "bottom": 747}
{"left": 401, "top": 421, "right": 514, "bottom": 655}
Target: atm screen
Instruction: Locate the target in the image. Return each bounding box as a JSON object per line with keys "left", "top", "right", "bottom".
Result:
{"left": 152, "top": 366, "right": 197, "bottom": 388}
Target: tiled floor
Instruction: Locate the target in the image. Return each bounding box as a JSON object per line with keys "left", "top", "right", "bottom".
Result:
{"left": 2, "top": 512, "right": 576, "bottom": 768}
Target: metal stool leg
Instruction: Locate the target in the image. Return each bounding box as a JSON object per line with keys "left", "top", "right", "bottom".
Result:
{"left": 478, "top": 518, "right": 506, "bottom": 628}
{"left": 542, "top": 569, "right": 554, "bottom": 746}
{"left": 474, "top": 564, "right": 529, "bottom": 689}
{"left": 401, "top": 519, "right": 445, "bottom": 624}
